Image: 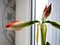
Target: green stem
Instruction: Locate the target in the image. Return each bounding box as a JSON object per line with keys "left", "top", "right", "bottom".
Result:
{"left": 41, "top": 23, "right": 47, "bottom": 45}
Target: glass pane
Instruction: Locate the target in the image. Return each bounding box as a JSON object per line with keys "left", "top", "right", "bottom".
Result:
{"left": 32, "top": 0, "right": 60, "bottom": 45}
{"left": 47, "top": 0, "right": 60, "bottom": 45}
{"left": 36, "top": 0, "right": 48, "bottom": 45}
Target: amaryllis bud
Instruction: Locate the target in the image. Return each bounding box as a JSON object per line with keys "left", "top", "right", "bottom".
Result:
{"left": 5, "top": 21, "right": 21, "bottom": 30}
{"left": 5, "top": 21, "right": 39, "bottom": 31}
{"left": 5, "top": 21, "right": 18, "bottom": 28}
{"left": 43, "top": 4, "right": 52, "bottom": 18}
{"left": 43, "top": 5, "right": 47, "bottom": 12}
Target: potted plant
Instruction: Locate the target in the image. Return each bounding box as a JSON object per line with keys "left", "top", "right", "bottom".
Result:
{"left": 5, "top": 4, "right": 60, "bottom": 45}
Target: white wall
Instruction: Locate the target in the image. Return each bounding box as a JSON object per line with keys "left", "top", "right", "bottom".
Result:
{"left": 16, "top": 0, "right": 31, "bottom": 45}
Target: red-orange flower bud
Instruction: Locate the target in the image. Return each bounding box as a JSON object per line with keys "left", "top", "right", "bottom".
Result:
{"left": 43, "top": 4, "right": 52, "bottom": 18}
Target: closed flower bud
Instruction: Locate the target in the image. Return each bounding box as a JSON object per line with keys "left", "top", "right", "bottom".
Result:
{"left": 5, "top": 21, "right": 23, "bottom": 30}
{"left": 5, "top": 21, "right": 39, "bottom": 31}
{"left": 43, "top": 4, "right": 52, "bottom": 18}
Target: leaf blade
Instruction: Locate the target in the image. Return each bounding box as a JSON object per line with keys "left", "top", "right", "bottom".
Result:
{"left": 46, "top": 42, "right": 50, "bottom": 45}
{"left": 45, "top": 21, "right": 60, "bottom": 29}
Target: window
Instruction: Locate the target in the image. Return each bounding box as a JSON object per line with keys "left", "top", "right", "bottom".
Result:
{"left": 31, "top": 0, "right": 60, "bottom": 45}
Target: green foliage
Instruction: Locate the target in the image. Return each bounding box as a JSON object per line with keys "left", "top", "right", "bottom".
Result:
{"left": 46, "top": 42, "right": 50, "bottom": 45}
{"left": 45, "top": 21, "right": 60, "bottom": 29}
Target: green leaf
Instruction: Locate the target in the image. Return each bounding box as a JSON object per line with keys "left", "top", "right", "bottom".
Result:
{"left": 45, "top": 21, "right": 60, "bottom": 29}
{"left": 46, "top": 42, "right": 50, "bottom": 45}
{"left": 12, "top": 20, "right": 39, "bottom": 28}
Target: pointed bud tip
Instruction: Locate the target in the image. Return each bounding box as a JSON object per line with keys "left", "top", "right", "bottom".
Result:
{"left": 43, "top": 5, "right": 47, "bottom": 12}
{"left": 5, "top": 21, "right": 19, "bottom": 28}
{"left": 44, "top": 4, "right": 52, "bottom": 18}
{"left": 50, "top": 4, "right": 52, "bottom": 6}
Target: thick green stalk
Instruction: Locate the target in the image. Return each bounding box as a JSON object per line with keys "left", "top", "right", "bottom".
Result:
{"left": 41, "top": 23, "right": 47, "bottom": 45}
